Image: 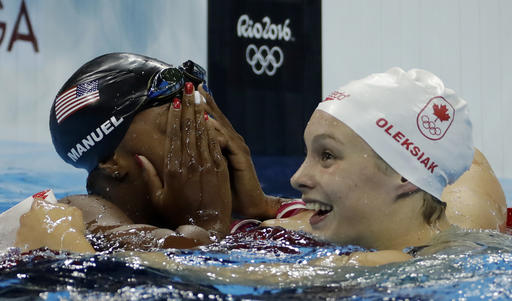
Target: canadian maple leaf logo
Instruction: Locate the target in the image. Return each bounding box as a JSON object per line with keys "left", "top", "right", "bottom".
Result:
{"left": 417, "top": 96, "right": 455, "bottom": 141}
{"left": 433, "top": 104, "right": 450, "bottom": 122}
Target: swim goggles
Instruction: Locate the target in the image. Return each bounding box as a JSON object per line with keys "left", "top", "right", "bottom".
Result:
{"left": 116, "top": 60, "right": 207, "bottom": 119}
{"left": 147, "top": 60, "right": 206, "bottom": 101}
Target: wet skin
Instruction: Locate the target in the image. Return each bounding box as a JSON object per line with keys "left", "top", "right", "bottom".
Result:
{"left": 289, "top": 110, "right": 449, "bottom": 250}
{"left": 15, "top": 84, "right": 263, "bottom": 252}
{"left": 197, "top": 87, "right": 507, "bottom": 239}
{"left": 131, "top": 91, "right": 232, "bottom": 236}
{"left": 55, "top": 84, "right": 232, "bottom": 248}
{"left": 17, "top": 88, "right": 437, "bottom": 263}
{"left": 442, "top": 148, "right": 506, "bottom": 231}
{"left": 262, "top": 148, "right": 507, "bottom": 234}
{"left": 105, "top": 101, "right": 230, "bottom": 231}
{"left": 15, "top": 81, "right": 506, "bottom": 265}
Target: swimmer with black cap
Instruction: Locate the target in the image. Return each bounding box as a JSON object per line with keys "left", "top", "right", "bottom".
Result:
{"left": 17, "top": 53, "right": 232, "bottom": 252}
{"left": 17, "top": 63, "right": 506, "bottom": 265}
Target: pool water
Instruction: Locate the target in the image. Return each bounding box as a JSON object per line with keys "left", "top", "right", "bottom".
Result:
{"left": 1, "top": 141, "right": 512, "bottom": 300}
{"left": 1, "top": 229, "right": 512, "bottom": 300}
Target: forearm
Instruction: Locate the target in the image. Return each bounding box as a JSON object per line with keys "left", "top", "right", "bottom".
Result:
{"left": 262, "top": 195, "right": 294, "bottom": 219}
{"left": 128, "top": 250, "right": 410, "bottom": 287}
{"left": 311, "top": 251, "right": 412, "bottom": 267}
{"left": 88, "top": 224, "right": 208, "bottom": 252}
{"left": 235, "top": 195, "right": 291, "bottom": 220}
{"left": 61, "top": 196, "right": 204, "bottom": 250}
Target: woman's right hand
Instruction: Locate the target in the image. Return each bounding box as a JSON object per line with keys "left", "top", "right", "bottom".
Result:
{"left": 136, "top": 83, "right": 232, "bottom": 237}
{"left": 198, "top": 84, "right": 285, "bottom": 219}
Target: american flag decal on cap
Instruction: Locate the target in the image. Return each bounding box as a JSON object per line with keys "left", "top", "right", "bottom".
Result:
{"left": 54, "top": 80, "right": 99, "bottom": 123}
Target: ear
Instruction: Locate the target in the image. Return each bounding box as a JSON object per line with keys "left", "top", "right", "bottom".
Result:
{"left": 97, "top": 153, "right": 128, "bottom": 181}
{"left": 396, "top": 176, "right": 420, "bottom": 197}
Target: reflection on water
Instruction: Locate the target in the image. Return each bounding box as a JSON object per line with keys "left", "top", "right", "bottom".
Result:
{"left": 2, "top": 141, "right": 512, "bottom": 299}
{"left": 1, "top": 228, "right": 512, "bottom": 300}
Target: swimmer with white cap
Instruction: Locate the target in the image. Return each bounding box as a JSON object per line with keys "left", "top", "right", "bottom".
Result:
{"left": 206, "top": 67, "right": 506, "bottom": 265}
{"left": 16, "top": 65, "right": 506, "bottom": 265}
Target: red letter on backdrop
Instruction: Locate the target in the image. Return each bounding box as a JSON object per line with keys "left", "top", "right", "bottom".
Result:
{"left": 0, "top": 0, "right": 6, "bottom": 46}
{"left": 8, "top": 0, "right": 38, "bottom": 52}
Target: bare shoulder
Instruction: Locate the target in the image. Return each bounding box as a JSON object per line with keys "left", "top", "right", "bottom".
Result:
{"left": 59, "top": 194, "right": 133, "bottom": 226}
{"left": 443, "top": 148, "right": 507, "bottom": 231}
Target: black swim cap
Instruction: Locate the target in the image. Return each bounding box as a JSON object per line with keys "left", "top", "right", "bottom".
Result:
{"left": 49, "top": 53, "right": 206, "bottom": 172}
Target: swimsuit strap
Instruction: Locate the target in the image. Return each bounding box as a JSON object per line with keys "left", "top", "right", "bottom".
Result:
{"left": 229, "top": 219, "right": 262, "bottom": 234}
{"left": 229, "top": 199, "right": 307, "bottom": 234}
{"left": 275, "top": 199, "right": 307, "bottom": 219}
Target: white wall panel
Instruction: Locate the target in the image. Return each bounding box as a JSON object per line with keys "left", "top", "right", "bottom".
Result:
{"left": 380, "top": 0, "right": 403, "bottom": 70}
{"left": 458, "top": 0, "right": 483, "bottom": 148}
{"left": 501, "top": 0, "right": 512, "bottom": 178}
{"left": 398, "top": 0, "right": 422, "bottom": 69}
{"left": 479, "top": 0, "right": 503, "bottom": 176}
{"left": 323, "top": 0, "right": 511, "bottom": 179}
{"left": 0, "top": 0, "right": 510, "bottom": 179}
{"left": 0, "top": 0, "right": 207, "bottom": 144}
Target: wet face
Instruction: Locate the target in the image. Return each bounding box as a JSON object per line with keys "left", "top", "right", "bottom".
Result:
{"left": 291, "top": 110, "right": 403, "bottom": 247}
{"left": 119, "top": 104, "right": 172, "bottom": 179}
{"left": 108, "top": 96, "right": 232, "bottom": 235}
{"left": 102, "top": 104, "right": 175, "bottom": 225}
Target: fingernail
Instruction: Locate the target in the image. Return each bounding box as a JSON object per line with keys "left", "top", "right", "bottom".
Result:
{"left": 202, "top": 83, "right": 211, "bottom": 95}
{"left": 194, "top": 91, "right": 202, "bottom": 104}
{"left": 204, "top": 112, "right": 209, "bottom": 121}
{"left": 134, "top": 154, "right": 143, "bottom": 168}
{"left": 172, "top": 98, "right": 181, "bottom": 109}
{"left": 184, "top": 82, "right": 194, "bottom": 95}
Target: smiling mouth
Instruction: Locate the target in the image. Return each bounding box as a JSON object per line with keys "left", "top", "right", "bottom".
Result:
{"left": 305, "top": 201, "right": 333, "bottom": 225}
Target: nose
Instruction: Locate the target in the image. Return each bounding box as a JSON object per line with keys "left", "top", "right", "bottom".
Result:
{"left": 290, "top": 160, "right": 314, "bottom": 192}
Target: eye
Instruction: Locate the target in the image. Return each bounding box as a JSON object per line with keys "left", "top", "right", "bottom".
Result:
{"left": 321, "top": 150, "right": 335, "bottom": 161}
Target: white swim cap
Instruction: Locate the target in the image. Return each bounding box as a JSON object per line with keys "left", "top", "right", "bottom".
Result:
{"left": 317, "top": 67, "right": 474, "bottom": 200}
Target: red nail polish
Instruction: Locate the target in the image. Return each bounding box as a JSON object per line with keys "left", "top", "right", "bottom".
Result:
{"left": 184, "top": 82, "right": 193, "bottom": 95}
{"left": 172, "top": 98, "right": 181, "bottom": 109}
{"left": 204, "top": 112, "right": 209, "bottom": 121}
{"left": 134, "top": 154, "right": 143, "bottom": 168}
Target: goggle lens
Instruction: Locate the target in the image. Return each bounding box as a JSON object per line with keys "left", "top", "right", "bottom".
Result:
{"left": 147, "top": 60, "right": 206, "bottom": 102}
{"left": 180, "top": 60, "right": 207, "bottom": 86}
{"left": 148, "top": 68, "right": 184, "bottom": 100}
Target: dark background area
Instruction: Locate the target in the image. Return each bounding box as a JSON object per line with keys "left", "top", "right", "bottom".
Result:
{"left": 208, "top": 0, "right": 322, "bottom": 197}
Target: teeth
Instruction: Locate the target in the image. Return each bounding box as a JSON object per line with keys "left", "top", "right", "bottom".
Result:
{"left": 306, "top": 202, "right": 333, "bottom": 212}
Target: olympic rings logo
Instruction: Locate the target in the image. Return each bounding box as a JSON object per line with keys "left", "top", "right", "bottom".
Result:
{"left": 245, "top": 44, "right": 283, "bottom": 76}
{"left": 420, "top": 115, "right": 442, "bottom": 136}
{"left": 416, "top": 96, "right": 455, "bottom": 141}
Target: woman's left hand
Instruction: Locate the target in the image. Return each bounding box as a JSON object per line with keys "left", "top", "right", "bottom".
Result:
{"left": 137, "top": 83, "right": 232, "bottom": 238}
{"left": 198, "top": 84, "right": 284, "bottom": 219}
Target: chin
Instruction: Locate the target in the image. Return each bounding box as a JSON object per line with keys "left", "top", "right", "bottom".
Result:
{"left": 311, "top": 224, "right": 354, "bottom": 246}
{"left": 310, "top": 223, "right": 335, "bottom": 242}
